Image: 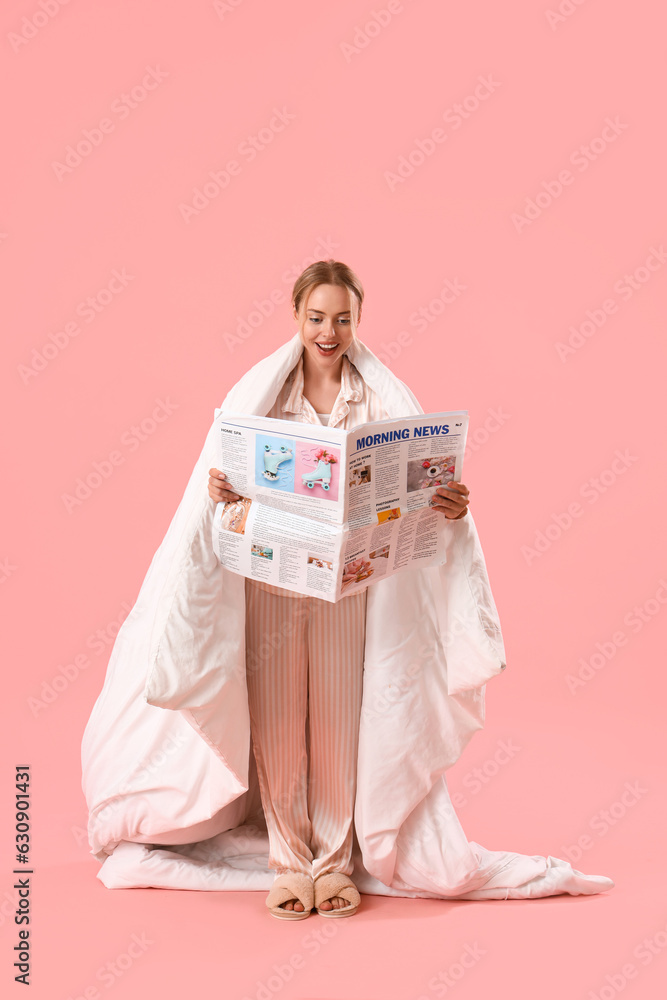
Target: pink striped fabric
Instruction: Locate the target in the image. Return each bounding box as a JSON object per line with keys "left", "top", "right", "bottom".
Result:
{"left": 244, "top": 579, "right": 367, "bottom": 878}
{"left": 243, "top": 348, "right": 384, "bottom": 881}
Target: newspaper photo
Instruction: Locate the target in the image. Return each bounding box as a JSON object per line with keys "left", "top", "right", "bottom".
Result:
{"left": 211, "top": 409, "right": 469, "bottom": 602}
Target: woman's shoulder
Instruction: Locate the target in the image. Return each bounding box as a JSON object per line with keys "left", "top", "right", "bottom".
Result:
{"left": 351, "top": 361, "right": 421, "bottom": 417}
{"left": 220, "top": 335, "right": 303, "bottom": 413}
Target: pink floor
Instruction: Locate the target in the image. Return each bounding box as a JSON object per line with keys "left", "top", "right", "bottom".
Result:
{"left": 5, "top": 706, "right": 663, "bottom": 999}
{"left": 26, "top": 859, "right": 631, "bottom": 1000}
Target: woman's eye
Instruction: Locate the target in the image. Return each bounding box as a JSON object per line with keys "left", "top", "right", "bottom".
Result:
{"left": 308, "top": 316, "right": 350, "bottom": 324}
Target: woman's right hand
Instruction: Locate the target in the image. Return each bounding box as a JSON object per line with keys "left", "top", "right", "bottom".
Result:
{"left": 208, "top": 468, "right": 241, "bottom": 504}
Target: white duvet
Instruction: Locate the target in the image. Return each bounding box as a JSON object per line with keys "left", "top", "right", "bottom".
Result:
{"left": 81, "top": 333, "right": 614, "bottom": 900}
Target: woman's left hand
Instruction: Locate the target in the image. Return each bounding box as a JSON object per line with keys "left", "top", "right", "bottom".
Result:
{"left": 430, "top": 481, "right": 470, "bottom": 519}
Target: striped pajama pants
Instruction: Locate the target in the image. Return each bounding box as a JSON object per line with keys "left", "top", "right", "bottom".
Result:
{"left": 244, "top": 578, "right": 367, "bottom": 880}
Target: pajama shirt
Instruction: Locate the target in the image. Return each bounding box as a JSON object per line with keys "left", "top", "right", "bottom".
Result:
{"left": 243, "top": 351, "right": 388, "bottom": 878}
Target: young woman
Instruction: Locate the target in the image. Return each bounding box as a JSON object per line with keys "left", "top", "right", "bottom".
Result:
{"left": 81, "top": 259, "right": 614, "bottom": 920}
{"left": 207, "top": 263, "right": 470, "bottom": 917}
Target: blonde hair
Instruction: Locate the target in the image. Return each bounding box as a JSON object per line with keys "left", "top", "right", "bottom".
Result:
{"left": 292, "top": 259, "right": 364, "bottom": 341}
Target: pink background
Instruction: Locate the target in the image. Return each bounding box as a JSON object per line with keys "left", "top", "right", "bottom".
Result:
{"left": 2, "top": 1, "right": 666, "bottom": 997}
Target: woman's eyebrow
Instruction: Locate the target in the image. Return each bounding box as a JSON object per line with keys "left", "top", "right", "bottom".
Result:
{"left": 308, "top": 309, "right": 351, "bottom": 315}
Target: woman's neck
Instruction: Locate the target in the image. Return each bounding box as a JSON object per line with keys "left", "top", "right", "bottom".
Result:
{"left": 301, "top": 349, "right": 343, "bottom": 411}
{"left": 301, "top": 349, "right": 343, "bottom": 390}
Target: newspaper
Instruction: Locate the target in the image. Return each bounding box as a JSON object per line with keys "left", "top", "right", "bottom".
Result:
{"left": 211, "top": 410, "right": 469, "bottom": 602}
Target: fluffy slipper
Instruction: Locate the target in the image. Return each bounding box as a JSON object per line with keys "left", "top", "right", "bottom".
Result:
{"left": 265, "top": 872, "right": 314, "bottom": 920}
{"left": 314, "top": 872, "right": 361, "bottom": 917}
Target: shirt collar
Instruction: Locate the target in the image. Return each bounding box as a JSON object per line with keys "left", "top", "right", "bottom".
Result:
{"left": 281, "top": 350, "right": 364, "bottom": 416}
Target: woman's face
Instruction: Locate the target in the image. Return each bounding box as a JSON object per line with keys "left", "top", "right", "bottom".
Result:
{"left": 295, "top": 283, "right": 359, "bottom": 373}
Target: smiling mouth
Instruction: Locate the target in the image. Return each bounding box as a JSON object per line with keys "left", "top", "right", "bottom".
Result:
{"left": 315, "top": 342, "right": 339, "bottom": 354}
